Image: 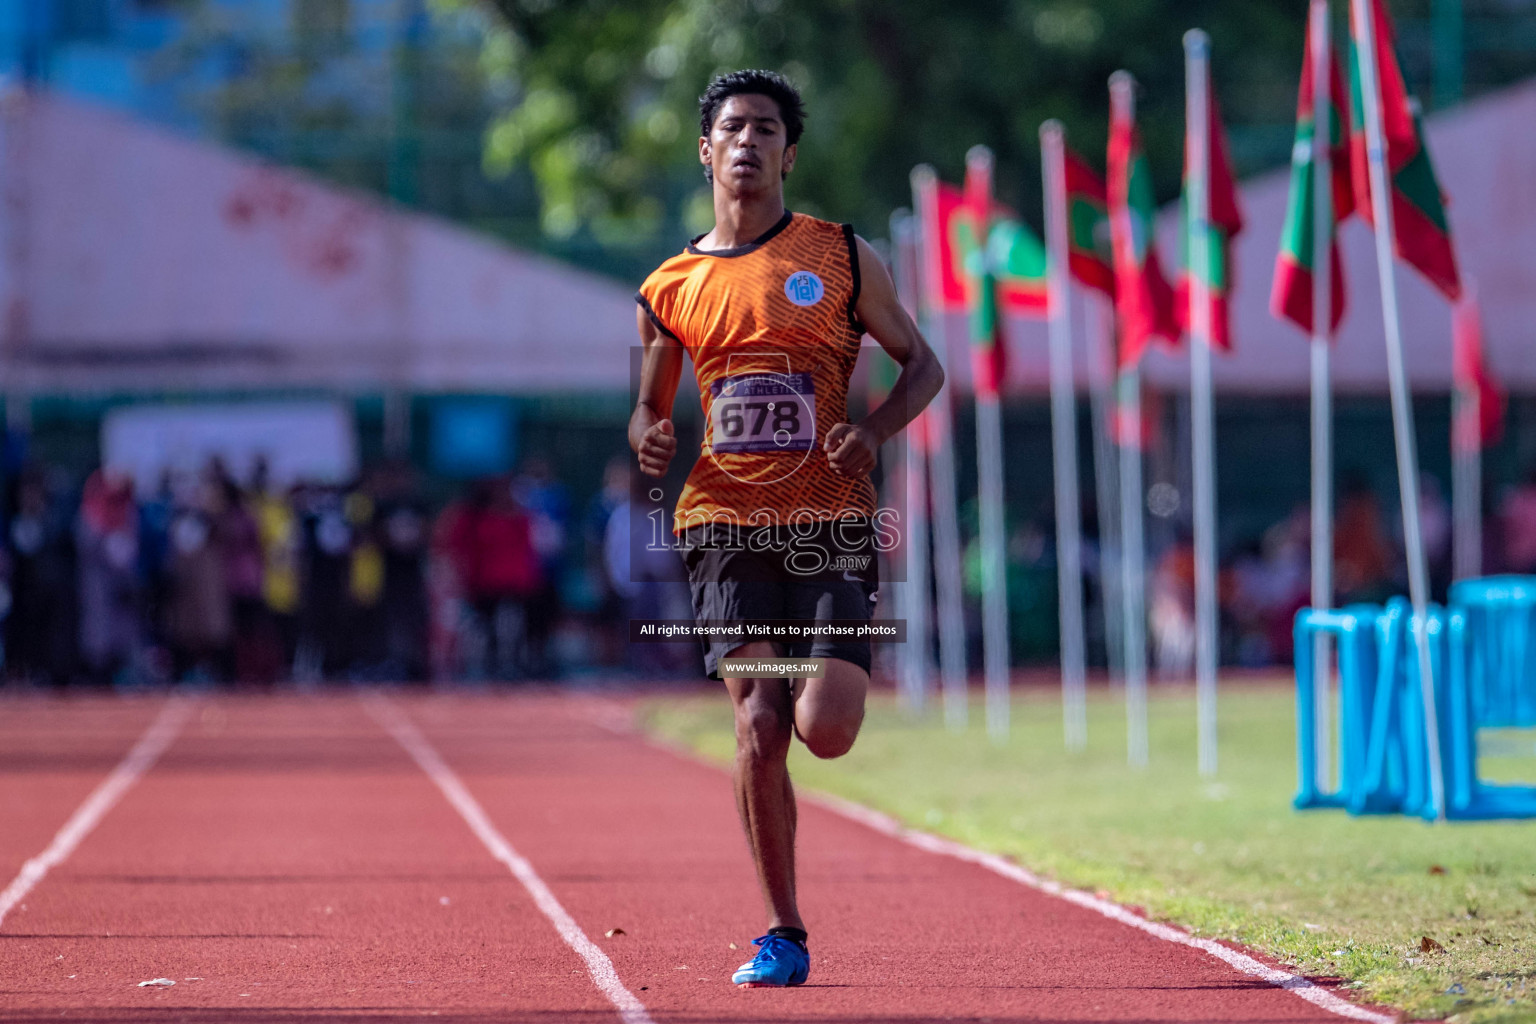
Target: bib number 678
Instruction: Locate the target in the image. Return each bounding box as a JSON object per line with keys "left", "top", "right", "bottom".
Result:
{"left": 719, "top": 401, "right": 801, "bottom": 438}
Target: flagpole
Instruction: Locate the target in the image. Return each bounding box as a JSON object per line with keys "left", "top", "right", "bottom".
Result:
{"left": 1110, "top": 70, "right": 1150, "bottom": 768}
{"left": 890, "top": 210, "right": 933, "bottom": 711}
{"left": 966, "top": 145, "right": 1013, "bottom": 744}
{"left": 1041, "top": 121, "right": 1089, "bottom": 751}
{"left": 929, "top": 385, "right": 972, "bottom": 732}
{"left": 904, "top": 411, "right": 935, "bottom": 709}
{"left": 1184, "top": 30, "right": 1220, "bottom": 778}
{"left": 1089, "top": 295, "right": 1126, "bottom": 691}
{"left": 1451, "top": 281, "right": 1481, "bottom": 581}
{"left": 1451, "top": 382, "right": 1479, "bottom": 580}
{"left": 1307, "top": 0, "right": 1336, "bottom": 788}
{"left": 913, "top": 165, "right": 973, "bottom": 731}
{"left": 1118, "top": 367, "right": 1149, "bottom": 768}
{"left": 1352, "top": 0, "right": 1446, "bottom": 819}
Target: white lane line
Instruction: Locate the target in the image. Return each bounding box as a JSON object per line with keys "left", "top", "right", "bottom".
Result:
{"left": 587, "top": 699, "right": 1395, "bottom": 1024}
{"left": 811, "top": 793, "right": 1396, "bottom": 1024}
{"left": 0, "top": 697, "right": 194, "bottom": 929}
{"left": 362, "top": 695, "right": 653, "bottom": 1024}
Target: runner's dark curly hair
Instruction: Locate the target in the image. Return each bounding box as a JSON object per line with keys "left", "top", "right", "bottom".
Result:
{"left": 698, "top": 69, "right": 805, "bottom": 146}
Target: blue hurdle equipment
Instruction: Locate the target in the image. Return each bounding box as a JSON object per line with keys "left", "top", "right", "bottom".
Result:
{"left": 1293, "top": 604, "right": 1380, "bottom": 811}
{"left": 1443, "top": 595, "right": 1536, "bottom": 819}
{"left": 1293, "top": 585, "right": 1536, "bottom": 822}
{"left": 1448, "top": 576, "right": 1536, "bottom": 729}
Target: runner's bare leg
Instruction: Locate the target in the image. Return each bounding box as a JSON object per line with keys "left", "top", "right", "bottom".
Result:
{"left": 726, "top": 647, "right": 802, "bottom": 931}
{"left": 726, "top": 643, "right": 867, "bottom": 931}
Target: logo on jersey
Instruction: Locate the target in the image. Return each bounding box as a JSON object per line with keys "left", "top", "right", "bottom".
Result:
{"left": 784, "top": 271, "right": 825, "bottom": 307}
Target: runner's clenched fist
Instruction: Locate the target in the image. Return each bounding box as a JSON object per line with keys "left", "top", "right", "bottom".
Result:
{"left": 823, "top": 422, "right": 877, "bottom": 478}
{"left": 633, "top": 416, "right": 677, "bottom": 478}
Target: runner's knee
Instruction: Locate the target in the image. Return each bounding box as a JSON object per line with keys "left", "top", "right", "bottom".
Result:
{"left": 798, "top": 711, "right": 861, "bottom": 760}
{"left": 733, "top": 692, "right": 792, "bottom": 761}
{"left": 795, "top": 662, "right": 866, "bottom": 759}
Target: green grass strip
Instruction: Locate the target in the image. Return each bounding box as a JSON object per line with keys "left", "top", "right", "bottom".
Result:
{"left": 640, "top": 684, "right": 1536, "bottom": 1023}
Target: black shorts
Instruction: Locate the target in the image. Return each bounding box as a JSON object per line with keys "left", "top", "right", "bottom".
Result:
{"left": 681, "top": 518, "right": 879, "bottom": 680}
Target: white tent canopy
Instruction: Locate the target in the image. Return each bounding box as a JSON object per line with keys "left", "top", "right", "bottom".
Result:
{"left": 0, "top": 89, "right": 639, "bottom": 395}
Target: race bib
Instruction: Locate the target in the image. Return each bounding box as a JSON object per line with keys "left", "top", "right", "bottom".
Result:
{"left": 709, "top": 372, "right": 818, "bottom": 454}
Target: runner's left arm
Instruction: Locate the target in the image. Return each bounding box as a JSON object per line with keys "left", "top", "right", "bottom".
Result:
{"left": 822, "top": 234, "right": 945, "bottom": 479}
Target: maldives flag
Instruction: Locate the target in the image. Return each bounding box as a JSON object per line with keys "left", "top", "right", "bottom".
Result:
{"left": 1108, "top": 91, "right": 1179, "bottom": 369}
{"left": 924, "top": 181, "right": 973, "bottom": 311}
{"left": 1272, "top": 25, "right": 1354, "bottom": 335}
{"left": 929, "top": 181, "right": 1050, "bottom": 318}
{"left": 959, "top": 235, "right": 1007, "bottom": 396}
{"left": 1452, "top": 283, "right": 1505, "bottom": 453}
{"left": 914, "top": 168, "right": 1008, "bottom": 394}
{"left": 961, "top": 155, "right": 1006, "bottom": 397}
{"left": 1348, "top": 0, "right": 1462, "bottom": 300}
{"left": 1064, "top": 146, "right": 1115, "bottom": 297}
{"left": 988, "top": 219, "right": 1050, "bottom": 315}
{"left": 924, "top": 164, "right": 1050, "bottom": 397}
{"left": 1177, "top": 89, "right": 1244, "bottom": 351}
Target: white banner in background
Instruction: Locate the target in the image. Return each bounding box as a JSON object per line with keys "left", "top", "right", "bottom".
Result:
{"left": 103, "top": 401, "right": 359, "bottom": 492}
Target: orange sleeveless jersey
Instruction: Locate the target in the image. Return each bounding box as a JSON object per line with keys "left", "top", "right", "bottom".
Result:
{"left": 637, "top": 211, "right": 876, "bottom": 534}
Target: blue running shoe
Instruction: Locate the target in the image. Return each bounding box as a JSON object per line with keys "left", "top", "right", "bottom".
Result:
{"left": 731, "top": 934, "right": 809, "bottom": 987}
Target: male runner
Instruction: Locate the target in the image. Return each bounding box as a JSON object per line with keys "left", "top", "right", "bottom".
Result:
{"left": 629, "top": 69, "right": 944, "bottom": 988}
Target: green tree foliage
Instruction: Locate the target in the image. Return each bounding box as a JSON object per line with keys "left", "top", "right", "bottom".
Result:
{"left": 466, "top": 0, "right": 1312, "bottom": 250}
{"left": 153, "top": 0, "right": 495, "bottom": 203}
{"left": 149, "top": 0, "right": 1522, "bottom": 282}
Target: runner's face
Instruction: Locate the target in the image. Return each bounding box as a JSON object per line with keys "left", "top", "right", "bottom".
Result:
{"left": 701, "top": 94, "right": 795, "bottom": 193}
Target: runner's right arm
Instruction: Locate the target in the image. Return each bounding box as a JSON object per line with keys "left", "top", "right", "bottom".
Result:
{"left": 628, "top": 303, "right": 684, "bottom": 479}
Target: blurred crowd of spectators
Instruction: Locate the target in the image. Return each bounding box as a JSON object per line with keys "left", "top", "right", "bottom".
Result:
{"left": 9, "top": 450, "right": 1536, "bottom": 688}
{"left": 0, "top": 453, "right": 693, "bottom": 689}
{"left": 1147, "top": 470, "right": 1536, "bottom": 675}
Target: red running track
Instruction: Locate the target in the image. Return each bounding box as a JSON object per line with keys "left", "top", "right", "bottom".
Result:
{"left": 0, "top": 692, "right": 1396, "bottom": 1024}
